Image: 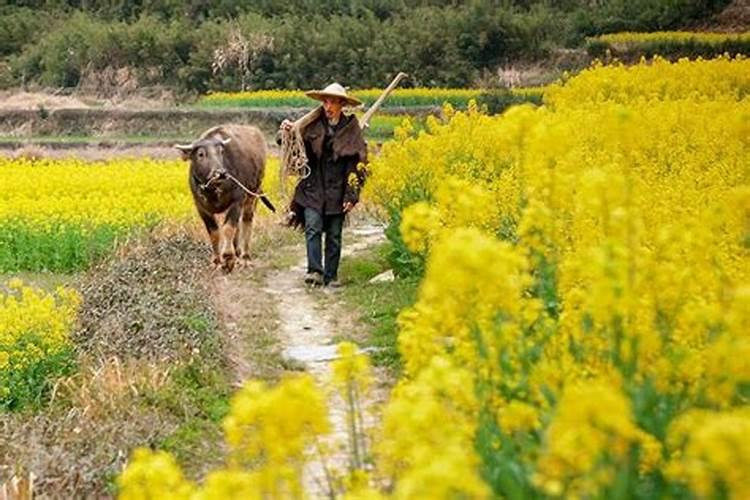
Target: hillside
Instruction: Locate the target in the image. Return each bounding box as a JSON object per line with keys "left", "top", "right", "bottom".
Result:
{"left": 693, "top": 0, "right": 750, "bottom": 31}
{"left": 0, "top": 0, "right": 737, "bottom": 94}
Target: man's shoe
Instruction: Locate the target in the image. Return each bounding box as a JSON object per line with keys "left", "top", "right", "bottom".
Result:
{"left": 325, "top": 279, "right": 344, "bottom": 289}
{"left": 305, "top": 272, "right": 324, "bottom": 286}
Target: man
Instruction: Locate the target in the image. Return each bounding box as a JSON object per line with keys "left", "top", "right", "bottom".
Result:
{"left": 280, "top": 83, "right": 368, "bottom": 287}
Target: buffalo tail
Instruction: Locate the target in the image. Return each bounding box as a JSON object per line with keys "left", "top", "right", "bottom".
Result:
{"left": 260, "top": 195, "right": 276, "bottom": 213}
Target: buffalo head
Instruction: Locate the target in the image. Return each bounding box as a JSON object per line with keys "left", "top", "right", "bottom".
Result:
{"left": 175, "top": 137, "right": 232, "bottom": 189}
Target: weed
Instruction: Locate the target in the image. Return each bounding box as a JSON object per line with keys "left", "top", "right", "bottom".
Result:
{"left": 336, "top": 243, "right": 419, "bottom": 374}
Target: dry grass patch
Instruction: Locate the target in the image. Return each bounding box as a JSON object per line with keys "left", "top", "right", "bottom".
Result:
{"left": 0, "top": 361, "right": 175, "bottom": 497}
{"left": 50, "top": 356, "right": 172, "bottom": 420}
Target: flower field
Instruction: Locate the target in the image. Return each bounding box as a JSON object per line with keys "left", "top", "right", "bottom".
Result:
{"left": 0, "top": 156, "right": 282, "bottom": 273}
{"left": 586, "top": 30, "right": 750, "bottom": 59}
{"left": 365, "top": 55, "right": 750, "bottom": 498}
{"left": 0, "top": 146, "right": 288, "bottom": 420}
{"left": 593, "top": 30, "right": 750, "bottom": 45}
{"left": 0, "top": 154, "right": 283, "bottom": 413}
{"left": 197, "top": 87, "right": 543, "bottom": 110}
{"left": 0, "top": 157, "right": 194, "bottom": 272}
{"left": 119, "top": 55, "right": 750, "bottom": 498}
{"left": 0, "top": 156, "right": 195, "bottom": 410}
{"left": 199, "top": 88, "right": 485, "bottom": 108}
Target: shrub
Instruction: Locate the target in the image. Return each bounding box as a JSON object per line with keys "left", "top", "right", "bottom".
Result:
{"left": 571, "top": 0, "right": 731, "bottom": 43}
{"left": 477, "top": 87, "right": 544, "bottom": 114}
{"left": 0, "top": 7, "right": 55, "bottom": 58}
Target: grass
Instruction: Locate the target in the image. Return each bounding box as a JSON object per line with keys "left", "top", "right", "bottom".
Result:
{"left": 362, "top": 114, "right": 427, "bottom": 142}
{"left": 230, "top": 267, "right": 288, "bottom": 383}
{"left": 335, "top": 241, "right": 419, "bottom": 373}
{"left": 251, "top": 221, "right": 302, "bottom": 271}
{"left": 340, "top": 242, "right": 391, "bottom": 282}
{"left": 0, "top": 222, "right": 127, "bottom": 272}
{"left": 150, "top": 358, "right": 232, "bottom": 475}
{"left": 0, "top": 271, "right": 76, "bottom": 291}
{"left": 1, "top": 342, "right": 77, "bottom": 411}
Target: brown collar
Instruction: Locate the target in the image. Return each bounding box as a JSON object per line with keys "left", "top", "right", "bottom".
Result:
{"left": 303, "top": 107, "right": 367, "bottom": 163}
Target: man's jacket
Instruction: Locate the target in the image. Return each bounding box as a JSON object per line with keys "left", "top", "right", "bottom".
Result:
{"left": 292, "top": 108, "right": 368, "bottom": 216}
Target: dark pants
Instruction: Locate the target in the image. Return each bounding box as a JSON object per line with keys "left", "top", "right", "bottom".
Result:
{"left": 304, "top": 207, "right": 344, "bottom": 283}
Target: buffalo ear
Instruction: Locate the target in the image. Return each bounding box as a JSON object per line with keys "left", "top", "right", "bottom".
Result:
{"left": 174, "top": 143, "right": 194, "bottom": 161}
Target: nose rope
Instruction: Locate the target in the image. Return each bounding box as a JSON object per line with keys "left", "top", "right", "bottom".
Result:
{"left": 221, "top": 172, "right": 259, "bottom": 197}
{"left": 223, "top": 172, "right": 277, "bottom": 213}
{"left": 196, "top": 170, "right": 276, "bottom": 212}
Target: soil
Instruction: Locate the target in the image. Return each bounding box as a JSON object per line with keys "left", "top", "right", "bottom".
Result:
{"left": 206, "top": 223, "right": 293, "bottom": 387}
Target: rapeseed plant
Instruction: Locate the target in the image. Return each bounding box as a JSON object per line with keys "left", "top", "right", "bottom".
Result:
{"left": 0, "top": 279, "right": 79, "bottom": 409}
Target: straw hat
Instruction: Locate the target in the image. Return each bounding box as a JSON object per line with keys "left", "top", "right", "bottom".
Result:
{"left": 305, "top": 82, "right": 362, "bottom": 107}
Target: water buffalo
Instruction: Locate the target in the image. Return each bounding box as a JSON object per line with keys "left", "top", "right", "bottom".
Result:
{"left": 175, "top": 124, "right": 274, "bottom": 271}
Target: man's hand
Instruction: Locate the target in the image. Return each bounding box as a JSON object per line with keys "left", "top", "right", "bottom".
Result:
{"left": 343, "top": 201, "right": 355, "bottom": 214}
{"left": 280, "top": 119, "right": 294, "bottom": 132}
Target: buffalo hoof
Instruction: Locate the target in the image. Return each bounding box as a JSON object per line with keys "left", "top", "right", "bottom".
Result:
{"left": 234, "top": 255, "right": 252, "bottom": 269}
{"left": 222, "top": 254, "right": 236, "bottom": 273}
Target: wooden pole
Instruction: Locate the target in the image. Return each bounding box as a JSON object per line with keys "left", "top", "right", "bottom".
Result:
{"left": 359, "top": 72, "right": 408, "bottom": 129}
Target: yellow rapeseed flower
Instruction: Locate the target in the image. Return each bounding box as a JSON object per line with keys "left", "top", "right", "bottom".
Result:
{"left": 117, "top": 448, "right": 196, "bottom": 500}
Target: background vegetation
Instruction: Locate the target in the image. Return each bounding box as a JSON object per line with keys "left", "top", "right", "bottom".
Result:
{"left": 0, "top": 0, "right": 733, "bottom": 94}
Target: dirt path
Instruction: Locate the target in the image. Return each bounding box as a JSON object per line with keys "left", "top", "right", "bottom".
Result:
{"left": 263, "top": 224, "right": 386, "bottom": 497}
{"left": 206, "top": 221, "right": 387, "bottom": 496}
{"left": 206, "top": 223, "right": 296, "bottom": 388}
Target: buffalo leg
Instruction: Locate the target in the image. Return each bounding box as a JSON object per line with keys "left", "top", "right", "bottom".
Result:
{"left": 220, "top": 203, "right": 241, "bottom": 271}
{"left": 233, "top": 199, "right": 244, "bottom": 259}
{"left": 238, "top": 196, "right": 258, "bottom": 261}
{"left": 198, "top": 210, "right": 221, "bottom": 265}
